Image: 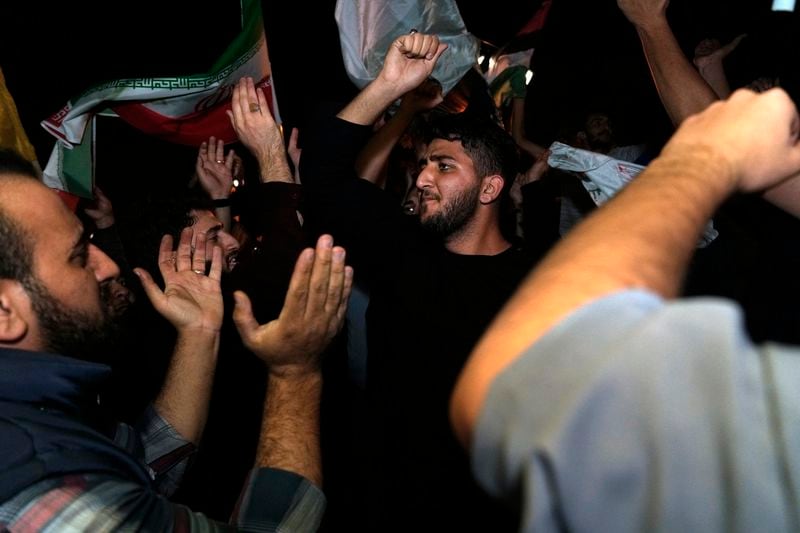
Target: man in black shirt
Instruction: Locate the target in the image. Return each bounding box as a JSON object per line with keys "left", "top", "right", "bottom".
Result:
{"left": 302, "top": 33, "right": 541, "bottom": 531}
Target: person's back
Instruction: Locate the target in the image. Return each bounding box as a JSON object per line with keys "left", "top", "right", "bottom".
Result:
{"left": 451, "top": 86, "right": 800, "bottom": 533}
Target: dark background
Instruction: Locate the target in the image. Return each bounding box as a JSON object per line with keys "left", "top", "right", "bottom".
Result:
{"left": 1, "top": 0, "right": 797, "bottom": 203}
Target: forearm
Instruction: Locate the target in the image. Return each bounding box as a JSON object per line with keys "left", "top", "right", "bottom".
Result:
{"left": 154, "top": 329, "right": 220, "bottom": 444}
{"left": 697, "top": 61, "right": 732, "bottom": 98}
{"left": 338, "top": 78, "right": 401, "bottom": 126}
{"left": 637, "top": 20, "right": 718, "bottom": 125}
{"left": 511, "top": 98, "right": 545, "bottom": 158}
{"left": 763, "top": 176, "right": 800, "bottom": 218}
{"left": 452, "top": 146, "right": 735, "bottom": 446}
{"left": 258, "top": 144, "right": 294, "bottom": 184}
{"left": 355, "top": 107, "right": 416, "bottom": 185}
{"left": 256, "top": 371, "right": 323, "bottom": 487}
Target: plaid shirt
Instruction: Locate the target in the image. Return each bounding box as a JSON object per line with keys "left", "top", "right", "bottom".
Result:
{"left": 0, "top": 405, "right": 325, "bottom": 532}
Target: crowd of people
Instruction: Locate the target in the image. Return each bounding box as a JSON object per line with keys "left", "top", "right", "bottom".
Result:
{"left": 1, "top": 0, "right": 800, "bottom": 531}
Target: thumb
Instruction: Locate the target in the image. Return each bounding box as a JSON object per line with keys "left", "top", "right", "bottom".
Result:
{"left": 232, "top": 290, "right": 260, "bottom": 346}
{"left": 134, "top": 268, "right": 164, "bottom": 310}
{"left": 429, "top": 42, "right": 448, "bottom": 63}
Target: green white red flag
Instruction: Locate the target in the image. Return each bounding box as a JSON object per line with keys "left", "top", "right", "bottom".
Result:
{"left": 42, "top": 0, "right": 276, "bottom": 198}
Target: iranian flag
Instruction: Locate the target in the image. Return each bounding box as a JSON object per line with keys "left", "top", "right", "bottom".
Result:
{"left": 42, "top": 0, "right": 276, "bottom": 199}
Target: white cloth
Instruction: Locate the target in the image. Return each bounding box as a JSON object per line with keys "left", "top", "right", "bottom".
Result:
{"left": 548, "top": 141, "right": 719, "bottom": 247}
{"left": 334, "top": 0, "right": 480, "bottom": 95}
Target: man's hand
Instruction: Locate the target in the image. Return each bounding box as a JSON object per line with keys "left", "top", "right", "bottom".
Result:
{"left": 287, "top": 127, "right": 302, "bottom": 183}
{"left": 83, "top": 186, "right": 115, "bottom": 230}
{"left": 227, "top": 77, "right": 293, "bottom": 183}
{"left": 233, "top": 234, "right": 353, "bottom": 377}
{"left": 518, "top": 149, "right": 551, "bottom": 187}
{"left": 617, "top": 0, "right": 669, "bottom": 30}
{"left": 693, "top": 34, "right": 746, "bottom": 70}
{"left": 134, "top": 227, "right": 224, "bottom": 334}
{"left": 747, "top": 76, "right": 780, "bottom": 93}
{"left": 195, "top": 136, "right": 237, "bottom": 199}
{"left": 661, "top": 88, "right": 800, "bottom": 193}
{"left": 379, "top": 32, "right": 448, "bottom": 96}
{"left": 399, "top": 77, "right": 445, "bottom": 115}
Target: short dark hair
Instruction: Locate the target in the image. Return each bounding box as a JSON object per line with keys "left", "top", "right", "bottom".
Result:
{"left": 423, "top": 111, "right": 520, "bottom": 187}
{"left": 0, "top": 149, "right": 38, "bottom": 284}
{"left": 422, "top": 112, "right": 521, "bottom": 241}
{"left": 118, "top": 188, "right": 216, "bottom": 277}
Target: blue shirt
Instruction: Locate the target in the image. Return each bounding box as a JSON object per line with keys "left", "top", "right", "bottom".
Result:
{"left": 474, "top": 290, "right": 800, "bottom": 532}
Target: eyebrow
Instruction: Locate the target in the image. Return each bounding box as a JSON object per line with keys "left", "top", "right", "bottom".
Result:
{"left": 419, "top": 153, "right": 457, "bottom": 166}
{"left": 70, "top": 228, "right": 90, "bottom": 260}
{"left": 205, "top": 224, "right": 223, "bottom": 241}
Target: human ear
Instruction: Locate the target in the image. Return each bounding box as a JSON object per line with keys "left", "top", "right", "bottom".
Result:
{"left": 480, "top": 175, "right": 505, "bottom": 204}
{"left": 0, "top": 280, "right": 31, "bottom": 344}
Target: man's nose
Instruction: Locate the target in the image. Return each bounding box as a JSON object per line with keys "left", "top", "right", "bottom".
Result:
{"left": 416, "top": 165, "right": 433, "bottom": 190}
{"left": 218, "top": 230, "right": 240, "bottom": 254}
{"left": 88, "top": 243, "right": 120, "bottom": 282}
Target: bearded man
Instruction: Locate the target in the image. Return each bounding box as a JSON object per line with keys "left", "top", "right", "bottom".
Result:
{"left": 300, "top": 32, "right": 542, "bottom": 532}
{"left": 0, "top": 149, "right": 351, "bottom": 530}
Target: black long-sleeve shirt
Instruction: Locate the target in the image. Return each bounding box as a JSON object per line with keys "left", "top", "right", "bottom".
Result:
{"left": 302, "top": 114, "right": 542, "bottom": 532}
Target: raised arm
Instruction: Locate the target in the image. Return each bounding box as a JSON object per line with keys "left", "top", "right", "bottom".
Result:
{"left": 618, "top": 1, "right": 800, "bottom": 217}
{"left": 195, "top": 136, "right": 239, "bottom": 230}
{"left": 287, "top": 127, "right": 302, "bottom": 183}
{"left": 510, "top": 97, "right": 546, "bottom": 159}
{"left": 451, "top": 88, "right": 800, "bottom": 447}
{"left": 228, "top": 76, "right": 294, "bottom": 184}
{"left": 84, "top": 186, "right": 134, "bottom": 279}
{"left": 693, "top": 34, "right": 747, "bottom": 99}
{"left": 232, "top": 234, "right": 353, "bottom": 486}
{"left": 617, "top": 0, "right": 718, "bottom": 126}
{"left": 134, "top": 227, "right": 224, "bottom": 444}
{"left": 355, "top": 77, "right": 443, "bottom": 186}
{"left": 338, "top": 32, "right": 448, "bottom": 126}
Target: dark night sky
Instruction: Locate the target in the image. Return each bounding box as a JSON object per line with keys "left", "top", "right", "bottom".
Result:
{"left": 1, "top": 0, "right": 797, "bottom": 202}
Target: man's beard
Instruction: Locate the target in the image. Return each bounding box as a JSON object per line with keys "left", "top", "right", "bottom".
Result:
{"left": 26, "top": 277, "right": 122, "bottom": 364}
{"left": 588, "top": 132, "right": 615, "bottom": 153}
{"left": 419, "top": 183, "right": 480, "bottom": 239}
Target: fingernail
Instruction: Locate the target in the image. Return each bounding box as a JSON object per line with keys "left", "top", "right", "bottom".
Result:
{"left": 333, "top": 248, "right": 345, "bottom": 261}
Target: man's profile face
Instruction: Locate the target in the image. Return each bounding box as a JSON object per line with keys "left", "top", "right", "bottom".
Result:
{"left": 8, "top": 180, "right": 121, "bottom": 361}
{"left": 26, "top": 274, "right": 121, "bottom": 363}
{"left": 189, "top": 209, "right": 240, "bottom": 273}
{"left": 415, "top": 138, "right": 482, "bottom": 238}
